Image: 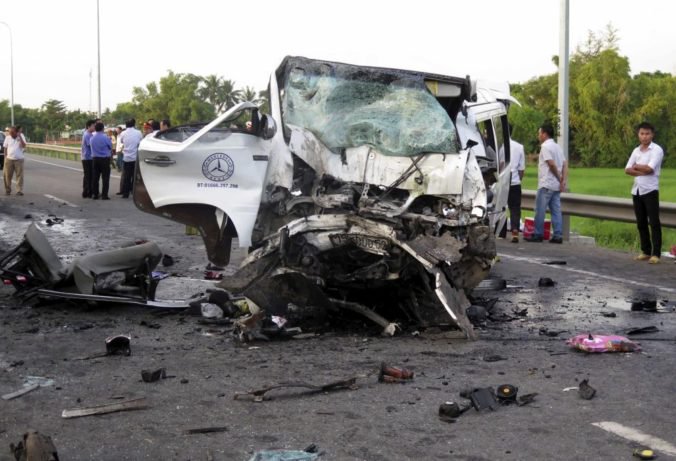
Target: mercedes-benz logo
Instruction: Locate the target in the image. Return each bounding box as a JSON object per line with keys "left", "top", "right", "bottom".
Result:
{"left": 202, "top": 153, "right": 235, "bottom": 181}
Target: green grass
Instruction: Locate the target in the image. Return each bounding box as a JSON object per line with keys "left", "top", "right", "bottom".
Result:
{"left": 520, "top": 166, "right": 676, "bottom": 253}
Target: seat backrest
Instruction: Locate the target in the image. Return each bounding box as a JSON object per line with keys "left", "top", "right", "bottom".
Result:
{"left": 24, "top": 223, "right": 64, "bottom": 283}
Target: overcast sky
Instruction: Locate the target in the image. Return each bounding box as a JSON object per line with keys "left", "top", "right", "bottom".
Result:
{"left": 1, "top": 0, "right": 674, "bottom": 113}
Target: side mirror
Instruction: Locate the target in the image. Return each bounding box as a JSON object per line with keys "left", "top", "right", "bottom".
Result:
{"left": 260, "top": 115, "right": 277, "bottom": 140}
{"left": 465, "top": 139, "right": 478, "bottom": 149}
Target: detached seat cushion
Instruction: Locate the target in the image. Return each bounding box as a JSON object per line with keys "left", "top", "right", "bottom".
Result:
{"left": 71, "top": 242, "right": 163, "bottom": 295}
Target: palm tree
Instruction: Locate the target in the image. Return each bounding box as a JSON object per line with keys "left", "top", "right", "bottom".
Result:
{"left": 240, "top": 86, "right": 261, "bottom": 105}
{"left": 198, "top": 75, "right": 242, "bottom": 114}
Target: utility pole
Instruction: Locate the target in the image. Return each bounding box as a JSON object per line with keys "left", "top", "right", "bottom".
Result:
{"left": 0, "top": 21, "right": 14, "bottom": 126}
{"left": 96, "top": 0, "right": 102, "bottom": 117}
{"left": 558, "top": 0, "right": 570, "bottom": 239}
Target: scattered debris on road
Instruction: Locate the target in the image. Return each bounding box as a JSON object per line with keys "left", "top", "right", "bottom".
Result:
{"left": 633, "top": 448, "right": 657, "bottom": 460}
{"left": 542, "top": 260, "right": 567, "bottom": 265}
{"left": 248, "top": 447, "right": 320, "bottom": 461}
{"left": 141, "top": 368, "right": 167, "bottom": 383}
{"left": 61, "top": 397, "right": 149, "bottom": 419}
{"left": 378, "top": 363, "right": 414, "bottom": 383}
{"left": 538, "top": 277, "right": 556, "bottom": 287}
{"left": 2, "top": 376, "right": 54, "bottom": 401}
{"left": 183, "top": 426, "right": 228, "bottom": 435}
{"left": 578, "top": 379, "right": 596, "bottom": 400}
{"left": 496, "top": 384, "right": 518, "bottom": 404}
{"left": 105, "top": 334, "right": 131, "bottom": 356}
{"left": 10, "top": 431, "right": 59, "bottom": 461}
{"left": 234, "top": 376, "right": 360, "bottom": 402}
{"left": 625, "top": 326, "right": 659, "bottom": 336}
{"left": 567, "top": 334, "right": 641, "bottom": 353}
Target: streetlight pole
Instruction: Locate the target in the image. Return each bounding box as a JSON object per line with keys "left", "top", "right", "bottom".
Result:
{"left": 96, "top": 0, "right": 102, "bottom": 117}
{"left": 0, "top": 21, "right": 14, "bottom": 126}
{"left": 558, "top": 0, "right": 570, "bottom": 239}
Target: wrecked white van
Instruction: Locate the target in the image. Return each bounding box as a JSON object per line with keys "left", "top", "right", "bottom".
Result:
{"left": 133, "top": 57, "right": 515, "bottom": 338}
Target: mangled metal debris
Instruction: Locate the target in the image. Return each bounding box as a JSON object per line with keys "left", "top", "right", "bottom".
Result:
{"left": 133, "top": 56, "right": 518, "bottom": 339}
{"left": 0, "top": 223, "right": 193, "bottom": 309}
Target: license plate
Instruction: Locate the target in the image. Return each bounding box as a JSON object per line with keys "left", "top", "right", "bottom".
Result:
{"left": 329, "top": 234, "right": 391, "bottom": 254}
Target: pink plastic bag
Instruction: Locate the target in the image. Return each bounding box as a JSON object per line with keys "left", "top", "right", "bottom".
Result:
{"left": 567, "top": 334, "right": 641, "bottom": 353}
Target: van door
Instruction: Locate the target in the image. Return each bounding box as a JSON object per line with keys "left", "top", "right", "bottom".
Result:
{"left": 133, "top": 102, "right": 276, "bottom": 266}
{"left": 490, "top": 114, "right": 511, "bottom": 233}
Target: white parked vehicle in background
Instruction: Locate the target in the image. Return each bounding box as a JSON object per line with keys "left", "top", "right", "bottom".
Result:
{"left": 133, "top": 57, "right": 516, "bottom": 338}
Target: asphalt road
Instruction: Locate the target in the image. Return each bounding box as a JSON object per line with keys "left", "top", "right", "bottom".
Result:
{"left": 0, "top": 153, "right": 675, "bottom": 461}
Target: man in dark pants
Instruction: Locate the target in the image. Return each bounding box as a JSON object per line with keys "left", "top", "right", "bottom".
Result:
{"left": 625, "top": 122, "right": 664, "bottom": 264}
{"left": 117, "top": 118, "right": 143, "bottom": 198}
{"left": 81, "top": 119, "right": 96, "bottom": 198}
{"left": 499, "top": 126, "right": 526, "bottom": 242}
{"left": 90, "top": 122, "right": 113, "bottom": 200}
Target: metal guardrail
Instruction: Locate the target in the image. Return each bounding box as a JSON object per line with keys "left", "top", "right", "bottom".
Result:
{"left": 27, "top": 143, "right": 80, "bottom": 162}
{"left": 26, "top": 143, "right": 676, "bottom": 229}
{"left": 522, "top": 189, "right": 676, "bottom": 229}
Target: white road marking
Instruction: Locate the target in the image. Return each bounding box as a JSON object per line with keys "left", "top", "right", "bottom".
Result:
{"left": 43, "top": 194, "right": 78, "bottom": 208}
{"left": 27, "top": 155, "right": 121, "bottom": 179}
{"left": 500, "top": 253, "right": 676, "bottom": 294}
{"left": 592, "top": 421, "right": 676, "bottom": 456}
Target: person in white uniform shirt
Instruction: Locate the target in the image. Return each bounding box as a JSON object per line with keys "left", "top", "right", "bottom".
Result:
{"left": 624, "top": 122, "right": 664, "bottom": 264}
{"left": 3, "top": 125, "right": 27, "bottom": 196}
{"left": 525, "top": 123, "right": 567, "bottom": 244}
{"left": 499, "top": 124, "right": 526, "bottom": 243}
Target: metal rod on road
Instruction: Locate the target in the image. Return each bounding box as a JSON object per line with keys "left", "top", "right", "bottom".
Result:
{"left": 0, "top": 21, "right": 14, "bottom": 126}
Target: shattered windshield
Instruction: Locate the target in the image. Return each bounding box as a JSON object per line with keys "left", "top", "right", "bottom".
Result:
{"left": 280, "top": 57, "right": 459, "bottom": 157}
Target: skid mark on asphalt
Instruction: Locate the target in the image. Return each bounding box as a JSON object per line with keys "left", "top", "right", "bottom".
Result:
{"left": 27, "top": 156, "right": 121, "bottom": 179}
{"left": 592, "top": 421, "right": 676, "bottom": 456}
{"left": 44, "top": 194, "right": 78, "bottom": 208}
{"left": 500, "top": 253, "right": 676, "bottom": 294}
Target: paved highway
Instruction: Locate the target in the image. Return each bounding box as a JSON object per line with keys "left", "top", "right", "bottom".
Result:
{"left": 0, "top": 153, "right": 675, "bottom": 460}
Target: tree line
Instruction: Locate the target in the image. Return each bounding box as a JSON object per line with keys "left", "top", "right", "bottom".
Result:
{"left": 509, "top": 25, "right": 675, "bottom": 167}
{"left": 2, "top": 26, "right": 673, "bottom": 167}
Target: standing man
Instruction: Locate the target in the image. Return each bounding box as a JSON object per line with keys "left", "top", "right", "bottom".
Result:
{"left": 90, "top": 122, "right": 112, "bottom": 200}
{"left": 625, "top": 122, "right": 664, "bottom": 264}
{"left": 3, "top": 126, "right": 27, "bottom": 196}
{"left": 499, "top": 125, "right": 526, "bottom": 243}
{"left": 117, "top": 118, "right": 142, "bottom": 198}
{"left": 525, "top": 123, "right": 567, "bottom": 244}
{"left": 81, "top": 119, "right": 96, "bottom": 198}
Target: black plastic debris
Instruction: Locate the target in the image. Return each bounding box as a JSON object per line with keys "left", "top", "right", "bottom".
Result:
{"left": 626, "top": 326, "right": 659, "bottom": 336}
{"left": 466, "top": 305, "right": 488, "bottom": 325}
{"left": 161, "top": 254, "right": 174, "bottom": 267}
{"left": 141, "top": 368, "right": 167, "bottom": 383}
{"left": 467, "top": 388, "right": 499, "bottom": 411}
{"left": 483, "top": 354, "right": 507, "bottom": 363}
{"left": 516, "top": 393, "right": 538, "bottom": 406}
{"left": 539, "top": 327, "right": 565, "bottom": 337}
{"left": 631, "top": 300, "right": 657, "bottom": 312}
{"left": 140, "top": 320, "right": 161, "bottom": 329}
{"left": 105, "top": 334, "right": 131, "bottom": 356}
{"left": 45, "top": 217, "right": 64, "bottom": 226}
{"left": 578, "top": 379, "right": 596, "bottom": 400}
{"left": 538, "top": 277, "right": 556, "bottom": 287}
{"left": 601, "top": 312, "right": 617, "bottom": 318}
{"left": 543, "top": 260, "right": 567, "bottom": 265}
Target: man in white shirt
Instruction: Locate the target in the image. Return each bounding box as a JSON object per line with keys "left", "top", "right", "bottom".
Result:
{"left": 525, "top": 123, "right": 567, "bottom": 243}
{"left": 625, "top": 122, "right": 664, "bottom": 264}
{"left": 3, "top": 126, "right": 27, "bottom": 196}
{"left": 499, "top": 125, "right": 526, "bottom": 243}
{"left": 117, "top": 118, "right": 143, "bottom": 198}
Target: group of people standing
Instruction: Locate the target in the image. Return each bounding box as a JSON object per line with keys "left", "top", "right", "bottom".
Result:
{"left": 81, "top": 118, "right": 142, "bottom": 200}
{"left": 504, "top": 121, "right": 664, "bottom": 264}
